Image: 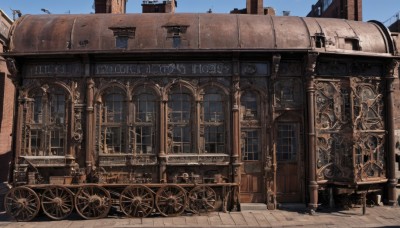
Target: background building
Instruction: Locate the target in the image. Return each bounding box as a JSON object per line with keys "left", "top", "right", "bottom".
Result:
{"left": 307, "top": 0, "right": 362, "bottom": 21}
{"left": 0, "top": 9, "right": 13, "bottom": 211}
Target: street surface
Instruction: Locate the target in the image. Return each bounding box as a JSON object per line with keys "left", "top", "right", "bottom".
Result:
{"left": 0, "top": 204, "right": 399, "bottom": 227}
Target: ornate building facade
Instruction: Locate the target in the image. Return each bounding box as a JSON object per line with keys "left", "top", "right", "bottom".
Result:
{"left": 2, "top": 10, "right": 400, "bottom": 216}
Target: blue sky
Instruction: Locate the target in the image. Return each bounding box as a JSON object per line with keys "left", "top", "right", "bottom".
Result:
{"left": 0, "top": 0, "right": 398, "bottom": 26}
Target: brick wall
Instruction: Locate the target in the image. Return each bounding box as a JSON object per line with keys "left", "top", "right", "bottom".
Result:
{"left": 0, "top": 13, "right": 14, "bottom": 186}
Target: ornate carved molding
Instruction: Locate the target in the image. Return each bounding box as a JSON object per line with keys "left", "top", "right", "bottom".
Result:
{"left": 271, "top": 54, "right": 281, "bottom": 79}
{"left": 305, "top": 53, "right": 319, "bottom": 77}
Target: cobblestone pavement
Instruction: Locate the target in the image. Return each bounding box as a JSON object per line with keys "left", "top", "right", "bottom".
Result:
{"left": 0, "top": 205, "right": 399, "bottom": 228}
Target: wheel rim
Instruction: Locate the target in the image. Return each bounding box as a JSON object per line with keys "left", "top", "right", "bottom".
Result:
{"left": 4, "top": 186, "right": 40, "bottom": 221}
{"left": 74, "top": 185, "right": 111, "bottom": 219}
{"left": 120, "top": 185, "right": 154, "bottom": 218}
{"left": 41, "top": 186, "right": 74, "bottom": 220}
{"left": 155, "top": 185, "right": 187, "bottom": 217}
{"left": 188, "top": 186, "right": 216, "bottom": 213}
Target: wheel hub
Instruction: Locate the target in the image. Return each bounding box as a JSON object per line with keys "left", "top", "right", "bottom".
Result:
{"left": 89, "top": 195, "right": 103, "bottom": 207}
{"left": 52, "top": 197, "right": 63, "bottom": 206}
{"left": 17, "top": 198, "right": 28, "bottom": 208}
{"left": 132, "top": 197, "right": 142, "bottom": 206}
{"left": 167, "top": 196, "right": 177, "bottom": 206}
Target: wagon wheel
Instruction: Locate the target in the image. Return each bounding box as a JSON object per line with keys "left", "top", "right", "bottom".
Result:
{"left": 120, "top": 185, "right": 154, "bottom": 218}
{"left": 155, "top": 185, "right": 187, "bottom": 217}
{"left": 4, "top": 186, "right": 40, "bottom": 221}
{"left": 74, "top": 185, "right": 111, "bottom": 219}
{"left": 188, "top": 185, "right": 216, "bottom": 214}
{"left": 41, "top": 185, "right": 74, "bottom": 220}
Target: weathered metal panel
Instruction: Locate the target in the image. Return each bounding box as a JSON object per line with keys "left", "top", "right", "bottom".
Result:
{"left": 7, "top": 14, "right": 393, "bottom": 55}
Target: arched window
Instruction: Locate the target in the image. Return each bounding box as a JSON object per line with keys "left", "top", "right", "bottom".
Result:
{"left": 240, "top": 91, "right": 261, "bottom": 161}
{"left": 203, "top": 89, "right": 225, "bottom": 153}
{"left": 133, "top": 91, "right": 157, "bottom": 154}
{"left": 24, "top": 86, "right": 68, "bottom": 156}
{"left": 99, "top": 87, "right": 127, "bottom": 154}
{"left": 168, "top": 87, "right": 192, "bottom": 153}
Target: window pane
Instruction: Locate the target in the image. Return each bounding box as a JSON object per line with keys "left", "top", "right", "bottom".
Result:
{"left": 103, "top": 127, "right": 125, "bottom": 153}
{"left": 104, "top": 89, "right": 125, "bottom": 123}
{"left": 168, "top": 90, "right": 192, "bottom": 153}
{"left": 205, "top": 125, "right": 225, "bottom": 153}
{"left": 242, "top": 130, "right": 260, "bottom": 161}
{"left": 33, "top": 95, "right": 42, "bottom": 124}
{"left": 136, "top": 93, "right": 156, "bottom": 123}
{"left": 241, "top": 92, "right": 258, "bottom": 120}
{"left": 277, "top": 123, "right": 297, "bottom": 161}
{"left": 204, "top": 93, "right": 224, "bottom": 122}
{"left": 135, "top": 126, "right": 154, "bottom": 154}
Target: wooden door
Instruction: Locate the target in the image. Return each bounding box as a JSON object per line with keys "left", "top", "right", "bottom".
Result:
{"left": 275, "top": 123, "right": 302, "bottom": 203}
{"left": 240, "top": 130, "right": 264, "bottom": 203}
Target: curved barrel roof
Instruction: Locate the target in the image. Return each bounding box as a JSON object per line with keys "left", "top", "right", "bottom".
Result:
{"left": 6, "top": 13, "right": 396, "bottom": 56}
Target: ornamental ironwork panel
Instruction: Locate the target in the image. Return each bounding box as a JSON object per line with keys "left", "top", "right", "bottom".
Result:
{"left": 315, "top": 77, "right": 385, "bottom": 182}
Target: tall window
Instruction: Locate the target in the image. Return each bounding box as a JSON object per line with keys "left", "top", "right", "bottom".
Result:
{"left": 241, "top": 91, "right": 261, "bottom": 161}
{"left": 277, "top": 123, "right": 297, "bottom": 161}
{"left": 100, "top": 87, "right": 126, "bottom": 154}
{"left": 168, "top": 88, "right": 192, "bottom": 153}
{"left": 24, "top": 86, "right": 68, "bottom": 156}
{"left": 134, "top": 91, "right": 156, "bottom": 154}
{"left": 203, "top": 90, "right": 225, "bottom": 153}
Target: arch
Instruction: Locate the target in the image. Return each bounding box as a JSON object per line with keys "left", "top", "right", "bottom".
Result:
{"left": 94, "top": 82, "right": 129, "bottom": 104}
{"left": 163, "top": 80, "right": 196, "bottom": 101}
{"left": 198, "top": 81, "right": 230, "bottom": 98}
{"left": 26, "top": 82, "right": 73, "bottom": 100}
{"left": 239, "top": 85, "right": 267, "bottom": 102}
{"left": 131, "top": 80, "right": 162, "bottom": 96}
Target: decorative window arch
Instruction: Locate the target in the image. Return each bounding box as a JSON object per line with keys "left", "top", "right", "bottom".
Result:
{"left": 240, "top": 90, "right": 262, "bottom": 161}
{"left": 23, "top": 85, "right": 69, "bottom": 156}
{"left": 167, "top": 85, "right": 193, "bottom": 154}
{"left": 132, "top": 87, "right": 158, "bottom": 154}
{"left": 97, "top": 86, "right": 127, "bottom": 154}
{"left": 202, "top": 87, "right": 226, "bottom": 154}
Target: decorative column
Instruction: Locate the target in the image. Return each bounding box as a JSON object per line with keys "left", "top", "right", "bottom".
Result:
{"left": 385, "top": 60, "right": 399, "bottom": 206}
{"left": 85, "top": 78, "right": 95, "bottom": 173}
{"left": 159, "top": 97, "right": 167, "bottom": 183}
{"left": 305, "top": 53, "right": 319, "bottom": 214}
{"left": 231, "top": 59, "right": 241, "bottom": 186}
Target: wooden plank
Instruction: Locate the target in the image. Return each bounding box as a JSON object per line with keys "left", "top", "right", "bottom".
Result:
{"left": 230, "top": 212, "right": 247, "bottom": 225}
{"left": 242, "top": 211, "right": 260, "bottom": 226}
{"left": 252, "top": 212, "right": 272, "bottom": 227}
{"left": 218, "top": 212, "right": 236, "bottom": 225}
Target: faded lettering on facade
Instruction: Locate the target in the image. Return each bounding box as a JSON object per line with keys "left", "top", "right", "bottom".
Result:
{"left": 95, "top": 63, "right": 233, "bottom": 76}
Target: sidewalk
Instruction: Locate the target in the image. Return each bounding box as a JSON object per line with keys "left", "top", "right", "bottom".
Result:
{"left": 1, "top": 204, "right": 400, "bottom": 228}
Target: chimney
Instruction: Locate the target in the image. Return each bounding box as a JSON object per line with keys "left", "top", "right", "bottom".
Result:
{"left": 246, "top": 0, "right": 263, "bottom": 15}
{"left": 142, "top": 0, "right": 176, "bottom": 13}
{"left": 94, "top": 0, "right": 127, "bottom": 14}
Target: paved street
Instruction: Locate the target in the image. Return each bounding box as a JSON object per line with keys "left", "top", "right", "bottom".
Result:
{"left": 1, "top": 204, "right": 400, "bottom": 228}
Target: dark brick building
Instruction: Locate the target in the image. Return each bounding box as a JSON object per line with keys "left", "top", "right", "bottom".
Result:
{"left": 230, "top": 0, "right": 276, "bottom": 16}
{"left": 0, "top": 9, "right": 14, "bottom": 211}
{"left": 307, "top": 0, "right": 362, "bottom": 21}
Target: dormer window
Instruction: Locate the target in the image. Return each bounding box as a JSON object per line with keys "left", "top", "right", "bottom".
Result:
{"left": 109, "top": 27, "right": 136, "bottom": 49}
{"left": 163, "top": 25, "right": 189, "bottom": 48}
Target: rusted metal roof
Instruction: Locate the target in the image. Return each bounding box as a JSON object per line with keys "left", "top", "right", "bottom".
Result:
{"left": 5, "top": 13, "right": 396, "bottom": 56}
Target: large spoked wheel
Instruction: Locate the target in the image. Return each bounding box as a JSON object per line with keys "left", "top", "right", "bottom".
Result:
{"left": 120, "top": 185, "right": 154, "bottom": 218}
{"left": 4, "top": 186, "right": 40, "bottom": 221}
{"left": 155, "top": 185, "right": 187, "bottom": 217}
{"left": 41, "top": 186, "right": 74, "bottom": 220}
{"left": 74, "top": 185, "right": 111, "bottom": 220}
{"left": 188, "top": 185, "right": 216, "bottom": 214}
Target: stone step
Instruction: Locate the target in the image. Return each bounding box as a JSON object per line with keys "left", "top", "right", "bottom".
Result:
{"left": 240, "top": 203, "right": 268, "bottom": 211}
